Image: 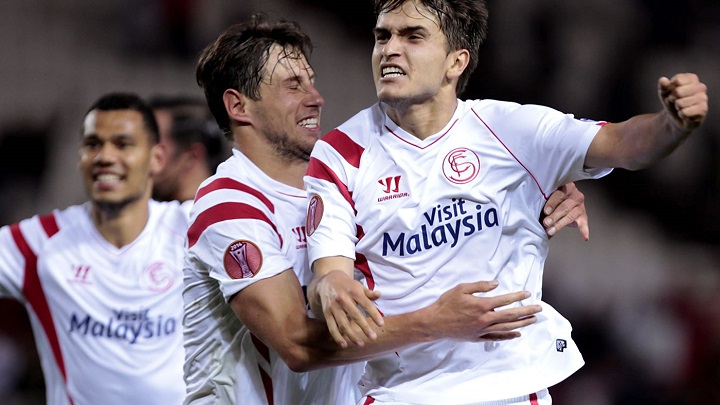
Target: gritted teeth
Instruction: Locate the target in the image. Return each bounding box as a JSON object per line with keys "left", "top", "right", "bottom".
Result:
{"left": 382, "top": 67, "right": 405, "bottom": 78}
{"left": 298, "top": 117, "right": 319, "bottom": 128}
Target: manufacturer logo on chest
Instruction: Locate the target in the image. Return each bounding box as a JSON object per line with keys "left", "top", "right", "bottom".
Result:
{"left": 377, "top": 175, "right": 409, "bottom": 203}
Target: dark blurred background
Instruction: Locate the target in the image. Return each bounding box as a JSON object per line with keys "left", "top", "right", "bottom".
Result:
{"left": 0, "top": 0, "right": 717, "bottom": 403}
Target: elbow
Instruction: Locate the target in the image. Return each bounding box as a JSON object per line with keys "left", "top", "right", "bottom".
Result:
{"left": 278, "top": 347, "right": 315, "bottom": 373}
{"left": 623, "top": 159, "right": 651, "bottom": 171}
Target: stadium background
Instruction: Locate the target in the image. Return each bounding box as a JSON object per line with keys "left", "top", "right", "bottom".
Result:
{"left": 0, "top": 0, "right": 718, "bottom": 403}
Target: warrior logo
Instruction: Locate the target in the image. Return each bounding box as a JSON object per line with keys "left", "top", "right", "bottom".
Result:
{"left": 442, "top": 148, "right": 480, "bottom": 184}
{"left": 70, "top": 264, "right": 92, "bottom": 285}
{"left": 378, "top": 175, "right": 401, "bottom": 194}
{"left": 556, "top": 339, "right": 567, "bottom": 352}
{"left": 224, "top": 240, "right": 262, "bottom": 279}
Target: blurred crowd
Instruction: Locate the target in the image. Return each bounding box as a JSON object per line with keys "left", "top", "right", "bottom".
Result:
{"left": 0, "top": 0, "right": 717, "bottom": 403}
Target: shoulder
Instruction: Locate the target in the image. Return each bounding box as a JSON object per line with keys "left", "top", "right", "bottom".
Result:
{"left": 322, "top": 103, "right": 383, "bottom": 150}
{"left": 149, "top": 200, "right": 190, "bottom": 234}
{"left": 467, "top": 99, "right": 571, "bottom": 131}
{"left": 1, "top": 203, "right": 87, "bottom": 254}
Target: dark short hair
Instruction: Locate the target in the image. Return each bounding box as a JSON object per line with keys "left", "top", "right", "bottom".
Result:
{"left": 373, "top": 0, "right": 488, "bottom": 95}
{"left": 195, "top": 13, "right": 313, "bottom": 136}
{"left": 149, "top": 95, "right": 227, "bottom": 171}
{"left": 85, "top": 92, "right": 160, "bottom": 143}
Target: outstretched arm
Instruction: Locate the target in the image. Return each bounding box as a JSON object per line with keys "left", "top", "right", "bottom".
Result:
{"left": 585, "top": 73, "right": 708, "bottom": 170}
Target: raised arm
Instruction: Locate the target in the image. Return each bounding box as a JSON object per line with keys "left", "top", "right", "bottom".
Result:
{"left": 585, "top": 73, "right": 708, "bottom": 170}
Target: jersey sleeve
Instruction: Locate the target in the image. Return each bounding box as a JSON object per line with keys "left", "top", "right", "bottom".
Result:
{"left": 0, "top": 223, "right": 27, "bottom": 299}
{"left": 0, "top": 212, "right": 58, "bottom": 300}
{"left": 304, "top": 129, "right": 363, "bottom": 267}
{"left": 186, "top": 182, "right": 293, "bottom": 302}
{"left": 476, "top": 101, "right": 611, "bottom": 194}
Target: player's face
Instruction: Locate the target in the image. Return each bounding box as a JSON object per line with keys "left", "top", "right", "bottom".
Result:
{"left": 372, "top": 0, "right": 454, "bottom": 107}
{"left": 151, "top": 108, "right": 182, "bottom": 201}
{"left": 250, "top": 44, "right": 324, "bottom": 162}
{"left": 79, "top": 109, "right": 159, "bottom": 209}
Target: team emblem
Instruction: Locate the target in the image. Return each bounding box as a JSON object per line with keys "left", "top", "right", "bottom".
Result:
{"left": 141, "top": 262, "right": 175, "bottom": 292}
{"left": 555, "top": 339, "right": 567, "bottom": 352}
{"left": 306, "top": 194, "right": 324, "bottom": 236}
{"left": 442, "top": 147, "right": 480, "bottom": 184}
{"left": 224, "top": 240, "right": 262, "bottom": 279}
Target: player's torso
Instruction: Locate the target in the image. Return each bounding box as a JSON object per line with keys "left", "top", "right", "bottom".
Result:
{"left": 352, "top": 108, "right": 548, "bottom": 314}
{"left": 39, "top": 204, "right": 186, "bottom": 404}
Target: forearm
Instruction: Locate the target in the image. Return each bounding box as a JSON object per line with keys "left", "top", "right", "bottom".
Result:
{"left": 587, "top": 73, "right": 707, "bottom": 171}
{"left": 298, "top": 306, "right": 436, "bottom": 370}
{"left": 308, "top": 256, "right": 356, "bottom": 320}
{"left": 617, "top": 111, "right": 690, "bottom": 170}
{"left": 587, "top": 111, "right": 690, "bottom": 171}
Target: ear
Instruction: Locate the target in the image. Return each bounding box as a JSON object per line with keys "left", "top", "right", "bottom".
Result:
{"left": 446, "top": 48, "right": 470, "bottom": 83}
{"left": 185, "top": 142, "right": 207, "bottom": 167}
{"left": 223, "top": 89, "right": 252, "bottom": 126}
{"left": 149, "top": 142, "right": 165, "bottom": 177}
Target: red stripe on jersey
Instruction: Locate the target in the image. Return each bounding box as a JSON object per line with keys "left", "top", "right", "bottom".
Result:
{"left": 321, "top": 129, "right": 364, "bottom": 168}
{"left": 10, "top": 221, "right": 74, "bottom": 405}
{"left": 530, "top": 392, "right": 539, "bottom": 405}
{"left": 187, "top": 202, "right": 280, "bottom": 248}
{"left": 363, "top": 396, "right": 376, "bottom": 404}
{"left": 251, "top": 334, "right": 273, "bottom": 405}
{"left": 354, "top": 226, "right": 375, "bottom": 290}
{"left": 39, "top": 212, "right": 59, "bottom": 236}
{"left": 307, "top": 157, "right": 356, "bottom": 211}
{"left": 355, "top": 253, "right": 374, "bottom": 291}
{"left": 195, "top": 178, "right": 275, "bottom": 213}
{"left": 472, "top": 110, "right": 549, "bottom": 200}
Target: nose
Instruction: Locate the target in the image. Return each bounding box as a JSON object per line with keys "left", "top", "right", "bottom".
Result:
{"left": 304, "top": 84, "right": 325, "bottom": 108}
{"left": 94, "top": 143, "right": 117, "bottom": 164}
{"left": 381, "top": 35, "right": 400, "bottom": 58}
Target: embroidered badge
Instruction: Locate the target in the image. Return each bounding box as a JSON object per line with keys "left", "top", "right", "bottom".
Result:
{"left": 224, "top": 240, "right": 262, "bottom": 279}
{"left": 442, "top": 147, "right": 480, "bottom": 184}
{"left": 141, "top": 262, "right": 175, "bottom": 292}
{"left": 306, "top": 194, "right": 324, "bottom": 236}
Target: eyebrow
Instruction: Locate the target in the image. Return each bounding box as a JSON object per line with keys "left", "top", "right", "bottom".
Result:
{"left": 82, "top": 133, "right": 135, "bottom": 141}
{"left": 373, "top": 25, "right": 429, "bottom": 36}
{"left": 282, "top": 71, "right": 316, "bottom": 86}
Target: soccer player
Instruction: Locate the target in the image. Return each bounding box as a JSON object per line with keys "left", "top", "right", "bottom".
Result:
{"left": 150, "top": 95, "right": 229, "bottom": 202}
{"left": 0, "top": 93, "right": 188, "bottom": 404}
{"left": 182, "top": 13, "right": 592, "bottom": 405}
{"left": 304, "top": 0, "right": 709, "bottom": 404}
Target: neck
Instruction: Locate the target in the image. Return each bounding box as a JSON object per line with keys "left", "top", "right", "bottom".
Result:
{"left": 385, "top": 92, "right": 458, "bottom": 141}
{"left": 234, "top": 139, "right": 308, "bottom": 190}
{"left": 91, "top": 189, "right": 151, "bottom": 248}
{"left": 233, "top": 128, "right": 309, "bottom": 190}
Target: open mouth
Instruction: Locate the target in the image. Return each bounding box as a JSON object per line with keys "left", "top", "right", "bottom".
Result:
{"left": 94, "top": 173, "right": 123, "bottom": 187}
{"left": 382, "top": 66, "right": 406, "bottom": 78}
{"left": 298, "top": 117, "right": 319, "bottom": 129}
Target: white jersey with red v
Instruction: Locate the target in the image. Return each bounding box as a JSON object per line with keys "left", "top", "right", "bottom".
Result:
{"left": 305, "top": 99, "right": 611, "bottom": 404}
{"left": 0, "top": 200, "right": 188, "bottom": 405}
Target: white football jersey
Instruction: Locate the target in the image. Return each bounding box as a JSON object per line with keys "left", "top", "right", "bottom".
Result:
{"left": 304, "top": 99, "right": 611, "bottom": 403}
{"left": 0, "top": 200, "right": 188, "bottom": 405}
{"left": 183, "top": 149, "right": 363, "bottom": 405}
